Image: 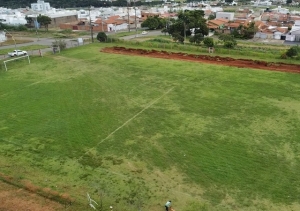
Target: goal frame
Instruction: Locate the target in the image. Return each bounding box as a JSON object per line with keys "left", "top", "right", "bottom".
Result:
{"left": 3, "top": 54, "right": 30, "bottom": 71}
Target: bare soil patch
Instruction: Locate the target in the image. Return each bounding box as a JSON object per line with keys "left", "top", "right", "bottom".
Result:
{"left": 0, "top": 180, "right": 64, "bottom": 211}
{"left": 101, "top": 47, "right": 300, "bottom": 74}
{"left": 0, "top": 172, "right": 73, "bottom": 211}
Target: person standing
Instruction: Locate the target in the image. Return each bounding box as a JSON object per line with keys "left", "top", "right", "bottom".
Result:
{"left": 165, "top": 200, "right": 171, "bottom": 211}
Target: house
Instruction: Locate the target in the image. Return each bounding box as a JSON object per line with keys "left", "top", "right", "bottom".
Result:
{"left": 207, "top": 18, "right": 229, "bottom": 32}
{"left": 31, "top": 0, "right": 51, "bottom": 12}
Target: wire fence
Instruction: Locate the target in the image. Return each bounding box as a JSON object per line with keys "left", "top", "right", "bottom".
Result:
{"left": 0, "top": 38, "right": 92, "bottom": 60}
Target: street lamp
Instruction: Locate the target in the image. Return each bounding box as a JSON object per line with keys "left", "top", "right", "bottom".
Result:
{"left": 4, "top": 29, "right": 17, "bottom": 50}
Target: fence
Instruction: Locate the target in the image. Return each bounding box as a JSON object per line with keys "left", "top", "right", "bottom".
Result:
{"left": 0, "top": 38, "right": 92, "bottom": 60}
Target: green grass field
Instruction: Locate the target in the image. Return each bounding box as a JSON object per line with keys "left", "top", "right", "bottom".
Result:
{"left": 0, "top": 43, "right": 300, "bottom": 211}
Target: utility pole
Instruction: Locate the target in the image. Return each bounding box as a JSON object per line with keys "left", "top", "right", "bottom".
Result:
{"left": 127, "top": 0, "right": 130, "bottom": 32}
{"left": 4, "top": 29, "right": 16, "bottom": 50}
{"left": 89, "top": 6, "right": 94, "bottom": 42}
{"left": 134, "top": 0, "right": 137, "bottom": 37}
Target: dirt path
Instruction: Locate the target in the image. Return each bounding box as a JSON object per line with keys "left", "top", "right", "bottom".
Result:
{"left": 101, "top": 47, "right": 300, "bottom": 74}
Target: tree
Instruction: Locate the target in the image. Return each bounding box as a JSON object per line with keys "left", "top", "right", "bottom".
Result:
{"left": 25, "top": 16, "right": 33, "bottom": 27}
{"left": 236, "top": 22, "right": 257, "bottom": 39}
{"left": 97, "top": 32, "right": 107, "bottom": 42}
{"left": 37, "top": 15, "right": 51, "bottom": 31}
{"left": 141, "top": 16, "right": 165, "bottom": 30}
{"left": 189, "top": 33, "right": 204, "bottom": 45}
{"left": 167, "top": 10, "right": 208, "bottom": 41}
{"left": 203, "top": 37, "right": 214, "bottom": 47}
{"left": 208, "top": 14, "right": 216, "bottom": 20}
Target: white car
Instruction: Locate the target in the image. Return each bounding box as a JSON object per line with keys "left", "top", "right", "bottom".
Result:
{"left": 141, "top": 31, "right": 148, "bottom": 35}
{"left": 8, "top": 50, "right": 27, "bottom": 57}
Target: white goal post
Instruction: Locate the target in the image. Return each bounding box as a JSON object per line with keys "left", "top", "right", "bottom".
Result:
{"left": 3, "top": 54, "right": 31, "bottom": 71}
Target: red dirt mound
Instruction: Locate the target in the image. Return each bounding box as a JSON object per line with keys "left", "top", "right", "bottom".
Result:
{"left": 101, "top": 47, "right": 300, "bottom": 74}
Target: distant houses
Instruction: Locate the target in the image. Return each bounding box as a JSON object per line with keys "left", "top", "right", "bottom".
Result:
{"left": 0, "top": 0, "right": 299, "bottom": 43}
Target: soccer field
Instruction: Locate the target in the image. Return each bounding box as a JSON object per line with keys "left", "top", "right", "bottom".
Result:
{"left": 0, "top": 44, "right": 300, "bottom": 211}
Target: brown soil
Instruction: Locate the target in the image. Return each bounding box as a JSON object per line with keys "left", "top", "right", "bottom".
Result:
{"left": 101, "top": 47, "right": 300, "bottom": 74}
{"left": 0, "top": 180, "right": 65, "bottom": 211}
{"left": 0, "top": 172, "right": 73, "bottom": 211}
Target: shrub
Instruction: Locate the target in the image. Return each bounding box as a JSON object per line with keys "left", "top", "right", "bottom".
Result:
{"left": 52, "top": 39, "right": 67, "bottom": 50}
{"left": 203, "top": 37, "right": 214, "bottom": 47}
{"left": 280, "top": 52, "right": 287, "bottom": 59}
{"left": 172, "top": 33, "right": 184, "bottom": 43}
{"left": 224, "top": 41, "right": 236, "bottom": 49}
{"left": 148, "top": 38, "right": 171, "bottom": 43}
{"left": 97, "top": 32, "right": 107, "bottom": 42}
{"left": 286, "top": 46, "right": 299, "bottom": 57}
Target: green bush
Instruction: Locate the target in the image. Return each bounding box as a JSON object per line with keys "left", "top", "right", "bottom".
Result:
{"left": 224, "top": 41, "right": 236, "bottom": 49}
{"left": 148, "top": 38, "right": 171, "bottom": 43}
{"left": 97, "top": 32, "right": 107, "bottom": 42}
{"left": 53, "top": 33, "right": 68, "bottom": 38}
{"left": 286, "top": 46, "right": 299, "bottom": 57}
{"left": 203, "top": 37, "right": 214, "bottom": 47}
{"left": 52, "top": 39, "right": 67, "bottom": 50}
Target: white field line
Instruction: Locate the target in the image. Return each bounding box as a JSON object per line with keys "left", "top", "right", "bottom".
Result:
{"left": 78, "top": 87, "right": 174, "bottom": 161}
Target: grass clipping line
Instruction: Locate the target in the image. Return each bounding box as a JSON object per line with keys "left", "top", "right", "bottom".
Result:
{"left": 78, "top": 87, "right": 174, "bottom": 161}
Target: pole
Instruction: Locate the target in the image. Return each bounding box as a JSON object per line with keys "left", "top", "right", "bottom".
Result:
{"left": 134, "top": 0, "right": 137, "bottom": 37}
{"left": 184, "top": 22, "right": 186, "bottom": 45}
{"left": 4, "top": 29, "right": 17, "bottom": 50}
{"left": 89, "top": 6, "right": 94, "bottom": 42}
{"left": 127, "top": 0, "right": 130, "bottom": 32}
{"left": 35, "top": 17, "right": 40, "bottom": 41}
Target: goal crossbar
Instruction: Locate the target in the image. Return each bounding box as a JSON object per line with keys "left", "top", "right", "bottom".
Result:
{"left": 3, "top": 55, "right": 30, "bottom": 71}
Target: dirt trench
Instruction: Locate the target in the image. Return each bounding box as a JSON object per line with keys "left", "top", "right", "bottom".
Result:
{"left": 101, "top": 47, "right": 300, "bottom": 74}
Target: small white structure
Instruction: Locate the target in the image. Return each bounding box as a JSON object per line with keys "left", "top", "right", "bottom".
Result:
{"left": 31, "top": 0, "right": 51, "bottom": 12}
{"left": 287, "top": 27, "right": 300, "bottom": 41}
{"left": 274, "top": 6, "right": 289, "bottom": 14}
{"left": 273, "top": 31, "right": 283, "bottom": 40}
{"left": 216, "top": 12, "right": 234, "bottom": 21}
{"left": 252, "top": 1, "right": 272, "bottom": 6}
{"left": 0, "top": 31, "right": 6, "bottom": 42}
{"left": 295, "top": 20, "right": 300, "bottom": 27}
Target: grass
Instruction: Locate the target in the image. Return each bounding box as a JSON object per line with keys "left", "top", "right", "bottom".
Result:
{"left": 0, "top": 43, "right": 300, "bottom": 211}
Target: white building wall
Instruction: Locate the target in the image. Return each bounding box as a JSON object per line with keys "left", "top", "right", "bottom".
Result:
{"left": 216, "top": 12, "right": 234, "bottom": 21}
{"left": 0, "top": 31, "right": 6, "bottom": 42}
{"left": 31, "top": 0, "right": 51, "bottom": 12}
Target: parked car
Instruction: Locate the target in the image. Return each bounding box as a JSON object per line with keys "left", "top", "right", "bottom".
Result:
{"left": 8, "top": 50, "right": 27, "bottom": 57}
{"left": 141, "top": 31, "right": 148, "bottom": 35}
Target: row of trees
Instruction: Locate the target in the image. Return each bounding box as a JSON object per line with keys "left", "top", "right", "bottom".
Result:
{"left": 142, "top": 10, "right": 209, "bottom": 45}
{"left": 25, "top": 15, "right": 52, "bottom": 31}
{"left": 0, "top": 0, "right": 164, "bottom": 8}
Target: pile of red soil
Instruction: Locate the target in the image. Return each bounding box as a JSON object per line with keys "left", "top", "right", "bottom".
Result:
{"left": 101, "top": 47, "right": 300, "bottom": 74}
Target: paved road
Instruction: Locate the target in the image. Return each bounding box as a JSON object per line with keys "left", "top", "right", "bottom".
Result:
{"left": 120, "top": 30, "right": 165, "bottom": 40}
{"left": 0, "top": 36, "right": 90, "bottom": 50}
